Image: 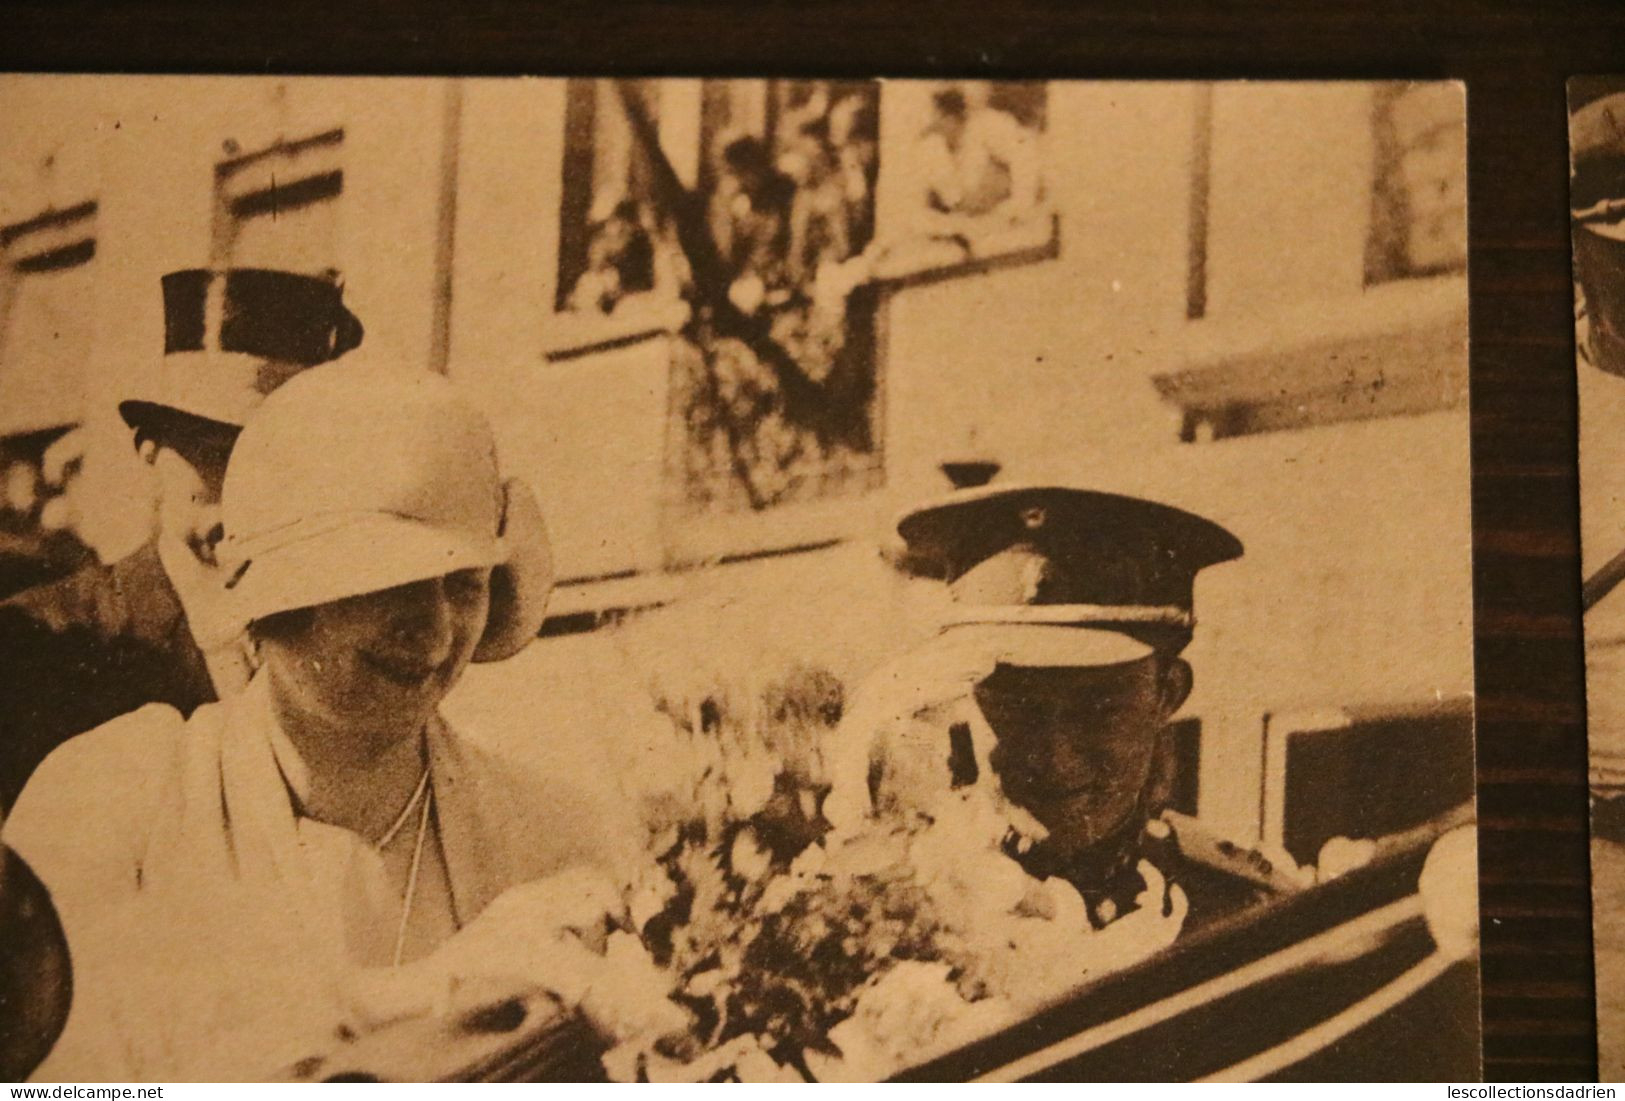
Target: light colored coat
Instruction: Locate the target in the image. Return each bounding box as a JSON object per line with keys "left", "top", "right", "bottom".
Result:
{"left": 4, "top": 673, "right": 620, "bottom": 1081}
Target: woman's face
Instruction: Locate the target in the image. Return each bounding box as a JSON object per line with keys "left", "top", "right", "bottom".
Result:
{"left": 260, "top": 568, "right": 492, "bottom": 745}
{"left": 973, "top": 658, "right": 1185, "bottom": 863}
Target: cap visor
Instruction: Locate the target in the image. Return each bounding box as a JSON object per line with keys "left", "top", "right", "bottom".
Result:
{"left": 939, "top": 622, "right": 1155, "bottom": 668}
{"left": 227, "top": 514, "right": 504, "bottom": 624}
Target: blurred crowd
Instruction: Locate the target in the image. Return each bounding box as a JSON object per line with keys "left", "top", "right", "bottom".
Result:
{"left": 0, "top": 429, "right": 93, "bottom": 600}
{"left": 563, "top": 80, "right": 1044, "bottom": 322}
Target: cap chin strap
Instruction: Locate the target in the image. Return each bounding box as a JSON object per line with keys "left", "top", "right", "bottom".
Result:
{"left": 942, "top": 603, "right": 1194, "bottom": 629}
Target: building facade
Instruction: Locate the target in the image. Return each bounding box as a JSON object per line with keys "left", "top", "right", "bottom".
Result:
{"left": 0, "top": 76, "right": 1470, "bottom": 844}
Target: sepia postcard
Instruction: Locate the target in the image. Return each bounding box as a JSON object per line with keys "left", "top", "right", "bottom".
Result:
{"left": 1572, "top": 75, "right": 1625, "bottom": 1086}
{"left": 0, "top": 74, "right": 1475, "bottom": 1083}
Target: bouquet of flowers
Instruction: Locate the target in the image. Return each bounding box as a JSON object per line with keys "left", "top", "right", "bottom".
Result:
{"left": 594, "top": 661, "right": 1186, "bottom": 1083}
{"left": 312, "top": 653, "right": 1186, "bottom": 1083}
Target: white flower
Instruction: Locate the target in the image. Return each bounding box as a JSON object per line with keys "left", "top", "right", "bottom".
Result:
{"left": 1420, "top": 826, "right": 1478, "bottom": 962}
{"left": 757, "top": 873, "right": 801, "bottom": 915}
{"left": 728, "top": 748, "right": 778, "bottom": 818}
{"left": 728, "top": 275, "right": 767, "bottom": 315}
{"left": 640, "top": 1034, "right": 796, "bottom": 1083}
{"left": 789, "top": 841, "right": 828, "bottom": 878}
{"left": 809, "top": 961, "right": 1017, "bottom": 1082}
{"left": 730, "top": 826, "right": 772, "bottom": 883}
{"left": 627, "top": 863, "right": 678, "bottom": 933}
{"left": 578, "top": 932, "right": 691, "bottom": 1042}
{"left": 684, "top": 968, "right": 726, "bottom": 998}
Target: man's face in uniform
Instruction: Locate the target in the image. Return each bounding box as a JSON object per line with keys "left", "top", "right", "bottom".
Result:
{"left": 138, "top": 418, "right": 239, "bottom": 570}
{"left": 973, "top": 655, "right": 1191, "bottom": 864}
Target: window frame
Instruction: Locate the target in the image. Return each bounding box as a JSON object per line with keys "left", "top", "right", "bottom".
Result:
{"left": 210, "top": 126, "right": 345, "bottom": 272}
{"left": 0, "top": 199, "right": 99, "bottom": 440}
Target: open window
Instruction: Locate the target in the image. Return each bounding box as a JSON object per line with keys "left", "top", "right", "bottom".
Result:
{"left": 870, "top": 80, "right": 1059, "bottom": 285}
{"left": 546, "top": 80, "right": 1062, "bottom": 562}
{"left": 663, "top": 78, "right": 887, "bottom": 534}
{"left": 547, "top": 79, "right": 690, "bottom": 359}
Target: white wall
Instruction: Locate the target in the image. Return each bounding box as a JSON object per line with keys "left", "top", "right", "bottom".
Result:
{"left": 447, "top": 79, "right": 672, "bottom": 585}
{"left": 839, "top": 82, "right": 1470, "bottom": 837}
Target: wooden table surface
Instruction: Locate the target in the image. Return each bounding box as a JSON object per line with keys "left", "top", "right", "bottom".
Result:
{"left": 4, "top": 0, "right": 1621, "bottom": 1081}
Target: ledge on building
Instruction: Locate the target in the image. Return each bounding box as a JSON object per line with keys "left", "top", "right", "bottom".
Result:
{"left": 867, "top": 212, "right": 1060, "bottom": 293}
{"left": 539, "top": 530, "right": 856, "bottom": 638}
{"left": 1151, "top": 273, "right": 1468, "bottom": 442}
{"left": 542, "top": 568, "right": 676, "bottom": 636}
{"left": 660, "top": 485, "right": 886, "bottom": 572}
{"left": 542, "top": 297, "right": 688, "bottom": 363}
{"left": 538, "top": 213, "right": 1061, "bottom": 364}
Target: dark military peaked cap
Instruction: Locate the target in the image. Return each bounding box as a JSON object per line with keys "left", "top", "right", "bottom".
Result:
{"left": 897, "top": 484, "right": 1244, "bottom": 665}
{"left": 119, "top": 268, "right": 364, "bottom": 433}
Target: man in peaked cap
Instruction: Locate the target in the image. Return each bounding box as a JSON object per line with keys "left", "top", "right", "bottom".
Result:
{"left": 829, "top": 483, "right": 1269, "bottom": 933}
{"left": 0, "top": 269, "right": 364, "bottom": 810}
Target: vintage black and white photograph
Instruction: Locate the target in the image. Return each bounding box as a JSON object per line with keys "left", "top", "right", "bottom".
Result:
{"left": 1571, "top": 75, "right": 1625, "bottom": 1085}
{"left": 0, "top": 75, "right": 1476, "bottom": 1082}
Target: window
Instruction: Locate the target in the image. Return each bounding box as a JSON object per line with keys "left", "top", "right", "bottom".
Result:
{"left": 555, "top": 80, "right": 674, "bottom": 316}
{"left": 0, "top": 200, "right": 98, "bottom": 438}
{"left": 1365, "top": 83, "right": 1467, "bottom": 286}
{"left": 668, "top": 79, "right": 886, "bottom": 517}
{"left": 0, "top": 201, "right": 98, "bottom": 595}
{"left": 697, "top": 79, "right": 882, "bottom": 300}
{"left": 552, "top": 80, "right": 1060, "bottom": 525}
{"left": 213, "top": 127, "right": 344, "bottom": 274}
{"left": 1156, "top": 83, "right": 1468, "bottom": 443}
{"left": 870, "top": 80, "right": 1056, "bottom": 281}
{"left": 551, "top": 78, "right": 890, "bottom": 519}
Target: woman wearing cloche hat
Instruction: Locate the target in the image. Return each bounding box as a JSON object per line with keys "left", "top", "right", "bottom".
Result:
{"left": 3, "top": 363, "right": 625, "bottom": 1081}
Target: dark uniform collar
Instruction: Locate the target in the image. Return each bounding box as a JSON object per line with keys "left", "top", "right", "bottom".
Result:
{"left": 1005, "top": 812, "right": 1165, "bottom": 928}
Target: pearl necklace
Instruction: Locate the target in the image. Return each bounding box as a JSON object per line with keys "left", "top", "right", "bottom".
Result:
{"left": 376, "top": 764, "right": 433, "bottom": 968}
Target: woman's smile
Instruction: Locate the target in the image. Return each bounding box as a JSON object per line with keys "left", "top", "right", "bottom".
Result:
{"left": 257, "top": 567, "right": 494, "bottom": 759}
{"left": 359, "top": 650, "right": 446, "bottom": 688}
